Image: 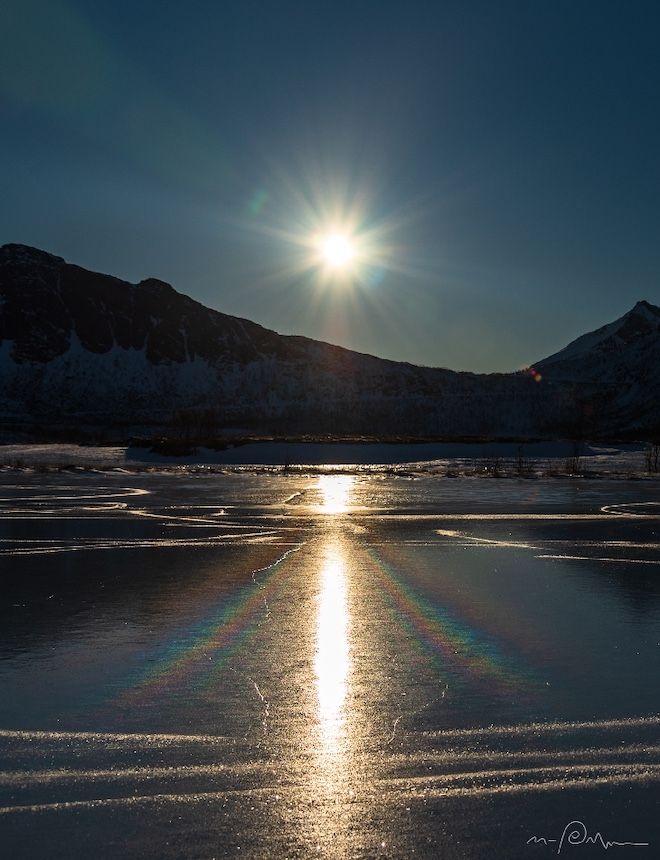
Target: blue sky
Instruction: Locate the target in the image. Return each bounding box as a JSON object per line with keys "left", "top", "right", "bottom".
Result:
{"left": 1, "top": 0, "right": 659, "bottom": 371}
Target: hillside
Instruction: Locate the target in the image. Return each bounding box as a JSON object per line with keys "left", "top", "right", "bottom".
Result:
{"left": 0, "top": 243, "right": 655, "bottom": 439}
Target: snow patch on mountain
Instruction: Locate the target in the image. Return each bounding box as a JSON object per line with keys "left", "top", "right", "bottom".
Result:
{"left": 539, "top": 301, "right": 660, "bottom": 367}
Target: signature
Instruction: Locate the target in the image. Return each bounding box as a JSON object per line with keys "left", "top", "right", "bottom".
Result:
{"left": 527, "top": 820, "right": 649, "bottom": 853}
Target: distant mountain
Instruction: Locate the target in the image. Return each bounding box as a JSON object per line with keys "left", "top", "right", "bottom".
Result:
{"left": 0, "top": 243, "right": 656, "bottom": 439}
{"left": 536, "top": 300, "right": 660, "bottom": 435}
{"left": 538, "top": 300, "right": 660, "bottom": 368}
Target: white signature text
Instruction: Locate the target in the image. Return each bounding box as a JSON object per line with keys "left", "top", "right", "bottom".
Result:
{"left": 527, "top": 820, "right": 649, "bottom": 854}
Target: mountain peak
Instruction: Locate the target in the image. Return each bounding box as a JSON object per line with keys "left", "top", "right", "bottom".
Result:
{"left": 630, "top": 299, "right": 660, "bottom": 319}
{"left": 0, "top": 243, "right": 65, "bottom": 267}
{"left": 138, "top": 277, "right": 177, "bottom": 294}
{"left": 538, "top": 299, "right": 660, "bottom": 368}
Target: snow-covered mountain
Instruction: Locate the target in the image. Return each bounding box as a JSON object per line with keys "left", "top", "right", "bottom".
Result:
{"left": 536, "top": 301, "right": 660, "bottom": 435}
{"left": 0, "top": 243, "right": 656, "bottom": 438}
{"left": 538, "top": 300, "right": 660, "bottom": 368}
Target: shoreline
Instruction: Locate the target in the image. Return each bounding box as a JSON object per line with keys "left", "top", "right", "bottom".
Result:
{"left": 0, "top": 440, "right": 657, "bottom": 480}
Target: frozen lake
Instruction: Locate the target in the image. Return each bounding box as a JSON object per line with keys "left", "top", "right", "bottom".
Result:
{"left": 0, "top": 472, "right": 659, "bottom": 858}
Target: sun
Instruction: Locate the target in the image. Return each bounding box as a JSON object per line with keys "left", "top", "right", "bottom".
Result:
{"left": 320, "top": 233, "right": 355, "bottom": 268}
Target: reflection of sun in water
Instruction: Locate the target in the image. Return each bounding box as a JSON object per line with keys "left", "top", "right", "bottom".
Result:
{"left": 315, "top": 548, "right": 349, "bottom": 751}
{"left": 317, "top": 475, "right": 355, "bottom": 514}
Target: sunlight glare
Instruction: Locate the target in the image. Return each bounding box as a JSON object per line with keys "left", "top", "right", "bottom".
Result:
{"left": 315, "top": 549, "right": 349, "bottom": 751}
{"left": 318, "top": 475, "right": 355, "bottom": 514}
{"left": 320, "top": 233, "right": 354, "bottom": 268}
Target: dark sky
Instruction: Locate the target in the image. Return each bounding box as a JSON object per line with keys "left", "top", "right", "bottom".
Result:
{"left": 2, "top": 0, "right": 659, "bottom": 371}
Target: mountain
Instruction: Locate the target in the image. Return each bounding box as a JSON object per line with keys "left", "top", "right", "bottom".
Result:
{"left": 0, "top": 243, "right": 656, "bottom": 439}
{"left": 538, "top": 300, "right": 660, "bottom": 369}
{"left": 536, "top": 301, "right": 660, "bottom": 435}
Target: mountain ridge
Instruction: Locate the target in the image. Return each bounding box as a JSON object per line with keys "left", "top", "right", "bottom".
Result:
{"left": 0, "top": 243, "right": 453, "bottom": 373}
{"left": 537, "top": 299, "right": 660, "bottom": 369}
{"left": 1, "top": 243, "right": 657, "bottom": 439}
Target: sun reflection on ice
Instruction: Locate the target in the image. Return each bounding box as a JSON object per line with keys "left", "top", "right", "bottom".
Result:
{"left": 317, "top": 474, "right": 355, "bottom": 514}
{"left": 315, "top": 547, "right": 350, "bottom": 753}
{"left": 308, "top": 480, "right": 360, "bottom": 850}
